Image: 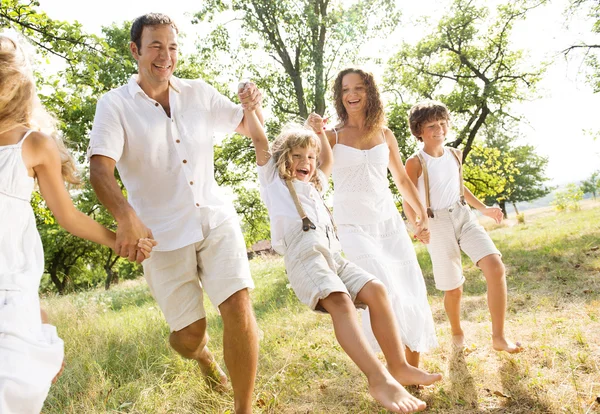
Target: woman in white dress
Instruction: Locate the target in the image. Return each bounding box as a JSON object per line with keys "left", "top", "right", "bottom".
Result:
{"left": 323, "top": 68, "right": 437, "bottom": 368}
{"left": 0, "top": 35, "right": 155, "bottom": 414}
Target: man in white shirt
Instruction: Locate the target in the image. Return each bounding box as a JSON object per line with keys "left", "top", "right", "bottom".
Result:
{"left": 88, "top": 13, "right": 262, "bottom": 414}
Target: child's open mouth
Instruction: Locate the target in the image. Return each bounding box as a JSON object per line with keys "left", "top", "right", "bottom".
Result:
{"left": 296, "top": 168, "right": 310, "bottom": 179}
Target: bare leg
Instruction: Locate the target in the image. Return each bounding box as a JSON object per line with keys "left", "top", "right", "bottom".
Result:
{"left": 444, "top": 286, "right": 465, "bottom": 348}
{"left": 356, "top": 281, "right": 442, "bottom": 386}
{"left": 405, "top": 348, "right": 420, "bottom": 368}
{"left": 219, "top": 289, "right": 258, "bottom": 414}
{"left": 478, "top": 254, "right": 522, "bottom": 353}
{"left": 320, "top": 292, "right": 426, "bottom": 413}
{"left": 169, "top": 319, "right": 228, "bottom": 389}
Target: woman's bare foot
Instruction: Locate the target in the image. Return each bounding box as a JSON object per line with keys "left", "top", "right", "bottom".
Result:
{"left": 492, "top": 336, "right": 522, "bottom": 354}
{"left": 197, "top": 346, "right": 228, "bottom": 391}
{"left": 452, "top": 334, "right": 465, "bottom": 349}
{"left": 368, "top": 374, "right": 426, "bottom": 413}
{"left": 389, "top": 363, "right": 443, "bottom": 386}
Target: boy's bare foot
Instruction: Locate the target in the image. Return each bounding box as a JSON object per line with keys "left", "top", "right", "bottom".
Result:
{"left": 369, "top": 375, "right": 426, "bottom": 413}
{"left": 197, "top": 346, "right": 228, "bottom": 391}
{"left": 452, "top": 334, "right": 465, "bottom": 349}
{"left": 492, "top": 337, "right": 522, "bottom": 354}
{"left": 389, "top": 363, "right": 443, "bottom": 386}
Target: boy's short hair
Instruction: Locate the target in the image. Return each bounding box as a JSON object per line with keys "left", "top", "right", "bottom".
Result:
{"left": 130, "top": 13, "right": 179, "bottom": 51}
{"left": 408, "top": 100, "right": 450, "bottom": 142}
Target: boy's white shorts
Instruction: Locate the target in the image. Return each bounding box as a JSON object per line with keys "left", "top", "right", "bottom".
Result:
{"left": 142, "top": 217, "right": 254, "bottom": 332}
{"left": 427, "top": 202, "right": 501, "bottom": 291}
{"left": 283, "top": 225, "right": 376, "bottom": 313}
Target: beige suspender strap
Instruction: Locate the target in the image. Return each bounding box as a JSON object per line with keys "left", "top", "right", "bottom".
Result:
{"left": 448, "top": 148, "right": 466, "bottom": 205}
{"left": 285, "top": 179, "right": 317, "bottom": 231}
{"left": 416, "top": 153, "right": 434, "bottom": 218}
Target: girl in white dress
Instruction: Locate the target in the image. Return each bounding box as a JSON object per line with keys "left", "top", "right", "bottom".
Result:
{"left": 0, "top": 35, "right": 155, "bottom": 414}
{"left": 320, "top": 68, "right": 438, "bottom": 368}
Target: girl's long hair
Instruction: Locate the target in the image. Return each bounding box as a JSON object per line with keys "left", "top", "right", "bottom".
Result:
{"left": 0, "top": 34, "right": 79, "bottom": 185}
{"left": 271, "top": 124, "right": 323, "bottom": 192}
{"left": 332, "top": 68, "right": 385, "bottom": 133}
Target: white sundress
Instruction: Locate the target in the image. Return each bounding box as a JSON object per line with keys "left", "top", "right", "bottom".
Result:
{"left": 0, "top": 130, "right": 64, "bottom": 413}
{"left": 331, "top": 130, "right": 438, "bottom": 353}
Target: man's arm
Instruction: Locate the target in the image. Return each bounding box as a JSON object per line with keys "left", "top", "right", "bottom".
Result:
{"left": 89, "top": 155, "right": 153, "bottom": 262}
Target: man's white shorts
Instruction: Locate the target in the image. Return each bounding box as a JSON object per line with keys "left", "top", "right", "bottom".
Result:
{"left": 427, "top": 202, "right": 501, "bottom": 291}
{"left": 142, "top": 217, "right": 254, "bottom": 331}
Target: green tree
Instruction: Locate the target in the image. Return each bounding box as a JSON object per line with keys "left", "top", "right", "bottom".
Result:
{"left": 385, "top": 0, "right": 546, "bottom": 160}
{"left": 580, "top": 170, "right": 600, "bottom": 198}
{"left": 193, "top": 0, "right": 399, "bottom": 122}
{"left": 481, "top": 130, "right": 551, "bottom": 217}
{"left": 552, "top": 183, "right": 584, "bottom": 212}
{"left": 564, "top": 0, "right": 600, "bottom": 91}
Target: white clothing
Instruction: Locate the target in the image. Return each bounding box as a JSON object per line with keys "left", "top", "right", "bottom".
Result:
{"left": 417, "top": 148, "right": 461, "bottom": 211}
{"left": 257, "top": 158, "right": 336, "bottom": 255}
{"left": 88, "top": 75, "right": 244, "bottom": 251}
{"left": 332, "top": 138, "right": 437, "bottom": 353}
{"left": 331, "top": 143, "right": 397, "bottom": 225}
{"left": 0, "top": 131, "right": 64, "bottom": 414}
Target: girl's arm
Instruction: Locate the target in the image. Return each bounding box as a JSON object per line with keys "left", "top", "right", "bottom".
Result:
{"left": 306, "top": 113, "right": 333, "bottom": 178}
{"left": 244, "top": 109, "right": 270, "bottom": 166}
{"left": 386, "top": 129, "right": 430, "bottom": 243}
{"left": 23, "top": 132, "right": 116, "bottom": 249}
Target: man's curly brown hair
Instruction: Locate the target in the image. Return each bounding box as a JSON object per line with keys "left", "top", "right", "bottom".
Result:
{"left": 333, "top": 68, "right": 385, "bottom": 132}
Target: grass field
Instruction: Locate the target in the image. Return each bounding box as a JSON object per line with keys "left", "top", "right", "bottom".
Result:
{"left": 42, "top": 202, "right": 600, "bottom": 413}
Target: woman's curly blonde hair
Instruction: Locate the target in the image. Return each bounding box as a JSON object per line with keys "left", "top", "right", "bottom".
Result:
{"left": 270, "top": 124, "right": 323, "bottom": 192}
{"left": 333, "top": 68, "right": 385, "bottom": 133}
{"left": 0, "top": 34, "right": 79, "bottom": 185}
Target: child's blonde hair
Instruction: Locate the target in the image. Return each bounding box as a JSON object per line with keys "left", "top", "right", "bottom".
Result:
{"left": 0, "top": 34, "right": 80, "bottom": 185}
{"left": 271, "top": 124, "right": 323, "bottom": 191}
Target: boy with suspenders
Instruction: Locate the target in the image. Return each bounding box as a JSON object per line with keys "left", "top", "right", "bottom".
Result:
{"left": 404, "top": 100, "right": 522, "bottom": 354}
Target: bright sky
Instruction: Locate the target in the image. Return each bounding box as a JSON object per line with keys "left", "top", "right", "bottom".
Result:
{"left": 37, "top": 0, "right": 600, "bottom": 186}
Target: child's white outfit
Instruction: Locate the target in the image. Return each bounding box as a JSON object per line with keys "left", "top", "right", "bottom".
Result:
{"left": 258, "top": 158, "right": 375, "bottom": 312}
{"left": 331, "top": 130, "right": 437, "bottom": 353}
{"left": 416, "top": 147, "right": 501, "bottom": 291}
{"left": 0, "top": 131, "right": 64, "bottom": 414}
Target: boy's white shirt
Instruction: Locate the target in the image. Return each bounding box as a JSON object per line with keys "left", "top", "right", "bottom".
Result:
{"left": 257, "top": 158, "right": 332, "bottom": 255}
{"left": 417, "top": 147, "right": 462, "bottom": 211}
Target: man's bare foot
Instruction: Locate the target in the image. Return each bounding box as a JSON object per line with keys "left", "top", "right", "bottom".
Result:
{"left": 368, "top": 374, "right": 426, "bottom": 413}
{"left": 452, "top": 334, "right": 465, "bottom": 349}
{"left": 389, "top": 363, "right": 443, "bottom": 386}
{"left": 197, "top": 346, "right": 228, "bottom": 391}
{"left": 492, "top": 337, "right": 523, "bottom": 354}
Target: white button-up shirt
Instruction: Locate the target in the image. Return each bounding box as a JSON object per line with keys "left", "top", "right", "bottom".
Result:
{"left": 88, "top": 75, "right": 243, "bottom": 251}
{"left": 257, "top": 158, "right": 333, "bottom": 255}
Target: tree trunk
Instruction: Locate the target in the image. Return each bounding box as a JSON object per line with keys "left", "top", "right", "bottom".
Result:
{"left": 512, "top": 202, "right": 519, "bottom": 216}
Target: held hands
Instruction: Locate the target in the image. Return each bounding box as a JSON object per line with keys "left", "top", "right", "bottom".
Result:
{"left": 306, "top": 112, "right": 327, "bottom": 134}
{"left": 482, "top": 206, "right": 503, "bottom": 224}
{"left": 238, "top": 81, "right": 262, "bottom": 111}
{"left": 116, "top": 215, "right": 157, "bottom": 264}
{"left": 414, "top": 216, "right": 431, "bottom": 244}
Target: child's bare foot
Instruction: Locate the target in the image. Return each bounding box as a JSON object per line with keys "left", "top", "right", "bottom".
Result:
{"left": 492, "top": 336, "right": 522, "bottom": 354}
{"left": 368, "top": 375, "right": 426, "bottom": 413}
{"left": 389, "top": 363, "right": 443, "bottom": 386}
{"left": 197, "top": 346, "right": 228, "bottom": 391}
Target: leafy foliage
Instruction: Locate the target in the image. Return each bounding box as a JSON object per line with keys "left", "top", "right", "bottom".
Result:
{"left": 580, "top": 170, "right": 600, "bottom": 198}
{"left": 552, "top": 183, "right": 584, "bottom": 212}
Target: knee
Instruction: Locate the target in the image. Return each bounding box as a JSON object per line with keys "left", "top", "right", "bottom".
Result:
{"left": 319, "top": 292, "right": 354, "bottom": 314}
{"left": 444, "top": 287, "right": 462, "bottom": 300}
{"left": 480, "top": 255, "right": 505, "bottom": 281}
{"left": 219, "top": 288, "right": 252, "bottom": 314}
{"left": 170, "top": 320, "right": 208, "bottom": 351}
{"left": 357, "top": 280, "right": 388, "bottom": 304}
